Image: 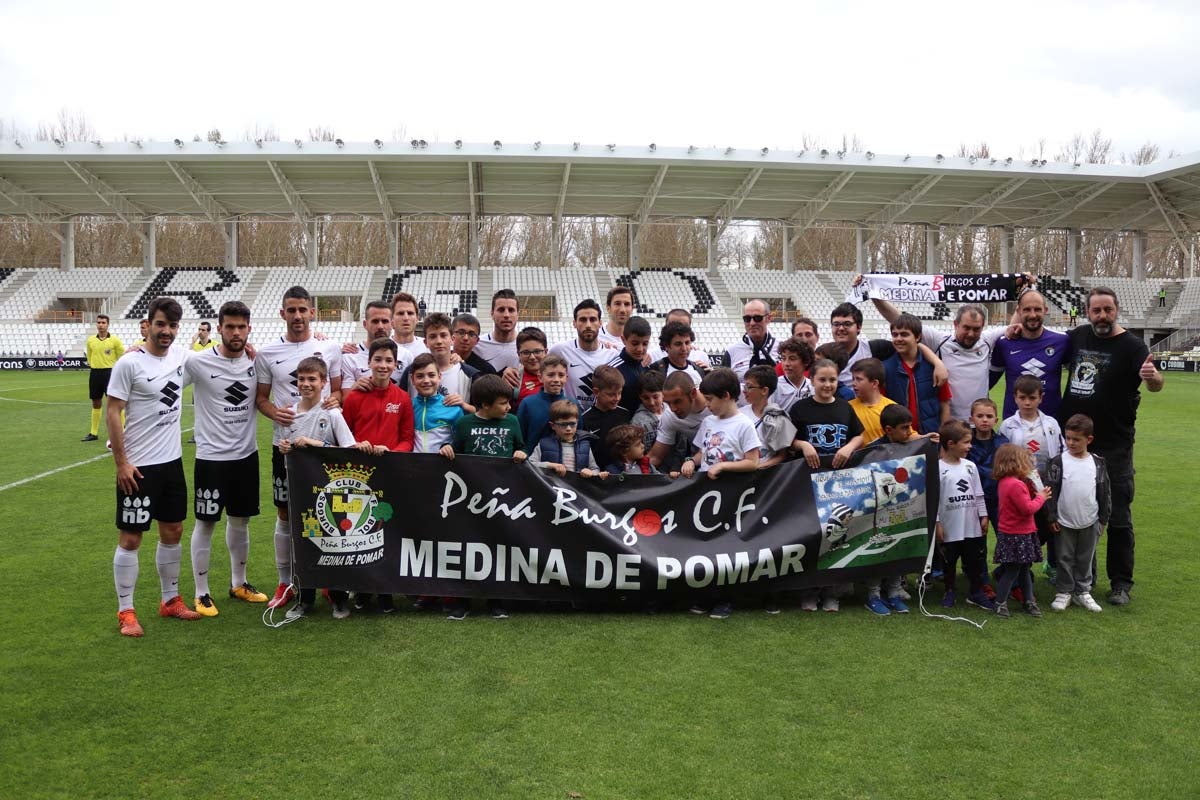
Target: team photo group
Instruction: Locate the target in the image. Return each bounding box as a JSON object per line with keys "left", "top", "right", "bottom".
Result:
{"left": 87, "top": 277, "right": 1164, "bottom": 636}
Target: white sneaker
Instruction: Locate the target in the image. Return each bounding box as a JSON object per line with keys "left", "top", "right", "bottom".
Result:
{"left": 1050, "top": 593, "right": 1071, "bottom": 612}
{"left": 1073, "top": 592, "right": 1103, "bottom": 613}
{"left": 821, "top": 596, "right": 840, "bottom": 612}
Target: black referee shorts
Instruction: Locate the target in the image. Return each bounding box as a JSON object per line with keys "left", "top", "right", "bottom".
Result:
{"left": 89, "top": 368, "right": 112, "bottom": 401}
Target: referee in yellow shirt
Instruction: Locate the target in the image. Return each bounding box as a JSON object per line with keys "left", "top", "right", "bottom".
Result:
{"left": 83, "top": 314, "right": 124, "bottom": 441}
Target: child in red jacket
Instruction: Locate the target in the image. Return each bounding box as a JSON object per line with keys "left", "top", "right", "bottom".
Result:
{"left": 342, "top": 338, "right": 414, "bottom": 454}
{"left": 992, "top": 444, "right": 1052, "bottom": 619}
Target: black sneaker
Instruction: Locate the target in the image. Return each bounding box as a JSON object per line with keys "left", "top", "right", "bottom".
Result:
{"left": 331, "top": 598, "right": 350, "bottom": 619}
{"left": 81, "top": 434, "right": 99, "bottom": 442}
{"left": 353, "top": 593, "right": 370, "bottom": 612}
{"left": 995, "top": 602, "right": 1010, "bottom": 619}
{"left": 489, "top": 602, "right": 510, "bottom": 620}
{"left": 688, "top": 604, "right": 708, "bottom": 615}
{"left": 446, "top": 604, "right": 469, "bottom": 621}
{"left": 285, "top": 601, "right": 314, "bottom": 620}
{"left": 378, "top": 594, "right": 395, "bottom": 614}
{"left": 1108, "top": 588, "right": 1131, "bottom": 606}
{"left": 709, "top": 602, "right": 733, "bottom": 620}
{"left": 1023, "top": 602, "right": 1043, "bottom": 618}
{"left": 763, "top": 599, "right": 781, "bottom": 615}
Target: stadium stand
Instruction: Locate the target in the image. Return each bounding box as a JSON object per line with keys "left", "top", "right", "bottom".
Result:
{"left": 124, "top": 267, "right": 244, "bottom": 320}
{"left": 0, "top": 267, "right": 141, "bottom": 321}
{"left": 612, "top": 268, "right": 722, "bottom": 318}
{"left": 379, "top": 266, "right": 479, "bottom": 315}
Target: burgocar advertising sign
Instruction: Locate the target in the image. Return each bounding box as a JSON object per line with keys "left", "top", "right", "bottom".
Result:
{"left": 0, "top": 357, "right": 87, "bottom": 371}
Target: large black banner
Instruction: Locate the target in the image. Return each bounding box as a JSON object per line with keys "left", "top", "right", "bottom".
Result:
{"left": 287, "top": 440, "right": 938, "bottom": 601}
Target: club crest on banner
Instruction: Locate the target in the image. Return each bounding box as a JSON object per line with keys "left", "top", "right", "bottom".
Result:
{"left": 302, "top": 462, "right": 393, "bottom": 559}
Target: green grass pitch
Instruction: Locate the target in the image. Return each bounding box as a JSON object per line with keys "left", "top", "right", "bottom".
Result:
{"left": 1, "top": 370, "right": 1197, "bottom": 799}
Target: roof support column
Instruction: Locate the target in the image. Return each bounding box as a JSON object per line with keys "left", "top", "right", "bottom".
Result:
{"left": 1065, "top": 228, "right": 1080, "bottom": 282}
{"left": 999, "top": 227, "right": 1014, "bottom": 273}
{"left": 307, "top": 219, "right": 319, "bottom": 270}
{"left": 142, "top": 221, "right": 156, "bottom": 274}
{"left": 1132, "top": 230, "right": 1146, "bottom": 281}
{"left": 468, "top": 220, "right": 480, "bottom": 270}
{"left": 706, "top": 220, "right": 717, "bottom": 274}
{"left": 925, "top": 225, "right": 940, "bottom": 274}
{"left": 550, "top": 220, "right": 561, "bottom": 271}
{"left": 782, "top": 225, "right": 793, "bottom": 273}
{"left": 59, "top": 219, "right": 75, "bottom": 272}
{"left": 628, "top": 221, "right": 639, "bottom": 269}
{"left": 387, "top": 219, "right": 400, "bottom": 270}
{"left": 855, "top": 225, "right": 867, "bottom": 274}
{"left": 225, "top": 219, "right": 238, "bottom": 270}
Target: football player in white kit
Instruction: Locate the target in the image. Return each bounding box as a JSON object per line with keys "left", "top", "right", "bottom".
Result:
{"left": 183, "top": 301, "right": 269, "bottom": 616}
{"left": 254, "top": 287, "right": 344, "bottom": 610}
{"left": 107, "top": 297, "right": 201, "bottom": 636}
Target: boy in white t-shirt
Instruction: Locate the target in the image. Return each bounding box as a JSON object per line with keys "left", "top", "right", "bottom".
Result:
{"left": 933, "top": 420, "right": 990, "bottom": 610}
{"left": 1044, "top": 414, "right": 1111, "bottom": 613}
{"left": 681, "top": 368, "right": 761, "bottom": 620}
{"left": 277, "top": 357, "right": 371, "bottom": 621}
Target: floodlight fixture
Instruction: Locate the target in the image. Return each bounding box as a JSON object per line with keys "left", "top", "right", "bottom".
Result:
{"left": 133, "top": 139, "right": 143, "bottom": 149}
{"left": 53, "top": 138, "right": 64, "bottom": 147}
{"left": 1005, "top": 157, "right": 1013, "bottom": 165}
{"left": 216, "top": 140, "right": 226, "bottom": 147}
{"left": 14, "top": 140, "right": 21, "bottom": 148}
{"left": 649, "top": 143, "right": 656, "bottom": 151}
{"left": 335, "top": 138, "right": 344, "bottom": 148}
{"left": 688, "top": 145, "right": 696, "bottom": 153}
{"left": 725, "top": 147, "right": 734, "bottom": 155}
{"left": 836, "top": 150, "right": 845, "bottom": 159}
{"left": 294, "top": 139, "right": 303, "bottom": 148}
{"left": 797, "top": 149, "right": 806, "bottom": 158}
{"left": 760, "top": 147, "right": 768, "bottom": 155}
{"left": 865, "top": 151, "right": 874, "bottom": 159}
{"left": 1040, "top": 159, "right": 1048, "bottom": 166}
{"left": 606, "top": 143, "right": 616, "bottom": 151}
{"left": 935, "top": 153, "right": 944, "bottom": 162}
{"left": 903, "top": 154, "right": 910, "bottom": 161}
{"left": 820, "top": 149, "right": 829, "bottom": 158}
{"left": 990, "top": 158, "right": 997, "bottom": 165}
{"left": 454, "top": 139, "right": 462, "bottom": 149}
{"left": 494, "top": 140, "right": 503, "bottom": 149}
{"left": 174, "top": 138, "right": 183, "bottom": 148}
{"left": 534, "top": 141, "right": 542, "bottom": 150}
{"left": 1073, "top": 162, "right": 1081, "bottom": 168}
{"left": 411, "top": 139, "right": 420, "bottom": 148}
{"left": 573, "top": 142, "right": 580, "bottom": 151}
{"left": 418, "top": 139, "right": 427, "bottom": 148}
{"left": 969, "top": 155, "right": 977, "bottom": 164}
{"left": 255, "top": 139, "right": 263, "bottom": 148}
{"left": 92, "top": 140, "right": 103, "bottom": 148}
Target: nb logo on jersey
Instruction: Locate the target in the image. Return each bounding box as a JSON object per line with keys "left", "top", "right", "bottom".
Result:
{"left": 195, "top": 488, "right": 222, "bottom": 516}
{"left": 121, "top": 495, "right": 151, "bottom": 525}
{"left": 224, "top": 381, "right": 250, "bottom": 406}
{"left": 273, "top": 476, "right": 288, "bottom": 503}
{"left": 956, "top": 478, "right": 971, "bottom": 493}
{"left": 160, "top": 381, "right": 180, "bottom": 407}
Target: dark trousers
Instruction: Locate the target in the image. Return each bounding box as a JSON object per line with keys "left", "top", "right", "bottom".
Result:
{"left": 942, "top": 538, "right": 987, "bottom": 594}
{"left": 1096, "top": 447, "right": 1136, "bottom": 591}
{"left": 995, "top": 563, "right": 1034, "bottom": 606}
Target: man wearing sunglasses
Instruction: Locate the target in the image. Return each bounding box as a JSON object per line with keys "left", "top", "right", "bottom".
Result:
{"left": 725, "top": 299, "right": 779, "bottom": 380}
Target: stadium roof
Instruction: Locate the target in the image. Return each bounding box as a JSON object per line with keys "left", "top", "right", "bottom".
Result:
{"left": 0, "top": 141, "right": 1198, "bottom": 243}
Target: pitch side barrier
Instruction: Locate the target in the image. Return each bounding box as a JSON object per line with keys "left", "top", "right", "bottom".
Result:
{"left": 286, "top": 439, "right": 938, "bottom": 603}
{"left": 0, "top": 356, "right": 86, "bottom": 370}
{"left": 1153, "top": 358, "right": 1198, "bottom": 373}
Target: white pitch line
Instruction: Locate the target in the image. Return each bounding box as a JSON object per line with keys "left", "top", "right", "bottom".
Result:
{"left": 0, "top": 396, "right": 80, "bottom": 405}
{"left": 0, "top": 426, "right": 194, "bottom": 493}
{"left": 0, "top": 380, "right": 84, "bottom": 393}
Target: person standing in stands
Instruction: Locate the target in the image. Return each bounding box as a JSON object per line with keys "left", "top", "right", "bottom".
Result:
{"left": 83, "top": 313, "right": 124, "bottom": 442}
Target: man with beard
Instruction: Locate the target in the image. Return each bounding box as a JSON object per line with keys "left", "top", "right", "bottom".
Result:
{"left": 598, "top": 286, "right": 635, "bottom": 348}
{"left": 991, "top": 289, "right": 1071, "bottom": 419}
{"left": 549, "top": 299, "right": 613, "bottom": 412}
{"left": 183, "top": 301, "right": 268, "bottom": 616}
{"left": 106, "top": 297, "right": 201, "bottom": 636}
{"left": 1058, "top": 287, "right": 1163, "bottom": 606}
{"left": 473, "top": 288, "right": 522, "bottom": 382}
{"left": 341, "top": 301, "right": 400, "bottom": 385}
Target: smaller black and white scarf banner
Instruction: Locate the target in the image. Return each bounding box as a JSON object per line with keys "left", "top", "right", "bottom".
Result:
{"left": 848, "top": 273, "right": 1025, "bottom": 304}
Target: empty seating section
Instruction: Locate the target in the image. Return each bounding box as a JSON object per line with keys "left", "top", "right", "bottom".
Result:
{"left": 610, "top": 268, "right": 723, "bottom": 318}
{"left": 253, "top": 266, "right": 376, "bottom": 312}
{"left": 124, "top": 267, "right": 246, "bottom": 320}
{"left": 490, "top": 267, "right": 602, "bottom": 318}
{"left": 0, "top": 267, "right": 139, "bottom": 320}
{"left": 379, "top": 267, "right": 478, "bottom": 316}
{"left": 3, "top": 265, "right": 1199, "bottom": 358}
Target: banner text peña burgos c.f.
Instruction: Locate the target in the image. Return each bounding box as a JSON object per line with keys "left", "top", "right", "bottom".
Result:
{"left": 287, "top": 439, "right": 939, "bottom": 602}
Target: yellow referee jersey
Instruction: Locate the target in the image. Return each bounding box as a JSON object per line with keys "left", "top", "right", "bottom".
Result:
{"left": 86, "top": 334, "right": 125, "bottom": 369}
{"left": 192, "top": 339, "right": 217, "bottom": 352}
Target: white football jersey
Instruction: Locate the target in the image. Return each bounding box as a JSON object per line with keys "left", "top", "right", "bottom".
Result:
{"left": 548, "top": 339, "right": 615, "bottom": 412}
{"left": 254, "top": 336, "right": 344, "bottom": 444}
{"left": 107, "top": 347, "right": 190, "bottom": 467}
{"left": 472, "top": 333, "right": 520, "bottom": 374}
{"left": 185, "top": 347, "right": 258, "bottom": 461}
{"left": 279, "top": 405, "right": 356, "bottom": 448}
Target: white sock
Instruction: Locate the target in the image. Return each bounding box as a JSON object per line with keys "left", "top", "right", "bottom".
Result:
{"left": 274, "top": 518, "right": 292, "bottom": 584}
{"left": 190, "top": 520, "right": 216, "bottom": 597}
{"left": 114, "top": 547, "right": 139, "bottom": 612}
{"left": 227, "top": 516, "right": 250, "bottom": 587}
{"left": 156, "top": 542, "right": 183, "bottom": 602}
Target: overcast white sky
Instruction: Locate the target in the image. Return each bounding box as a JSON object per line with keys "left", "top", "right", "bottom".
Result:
{"left": 1, "top": 0, "right": 1197, "bottom": 161}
